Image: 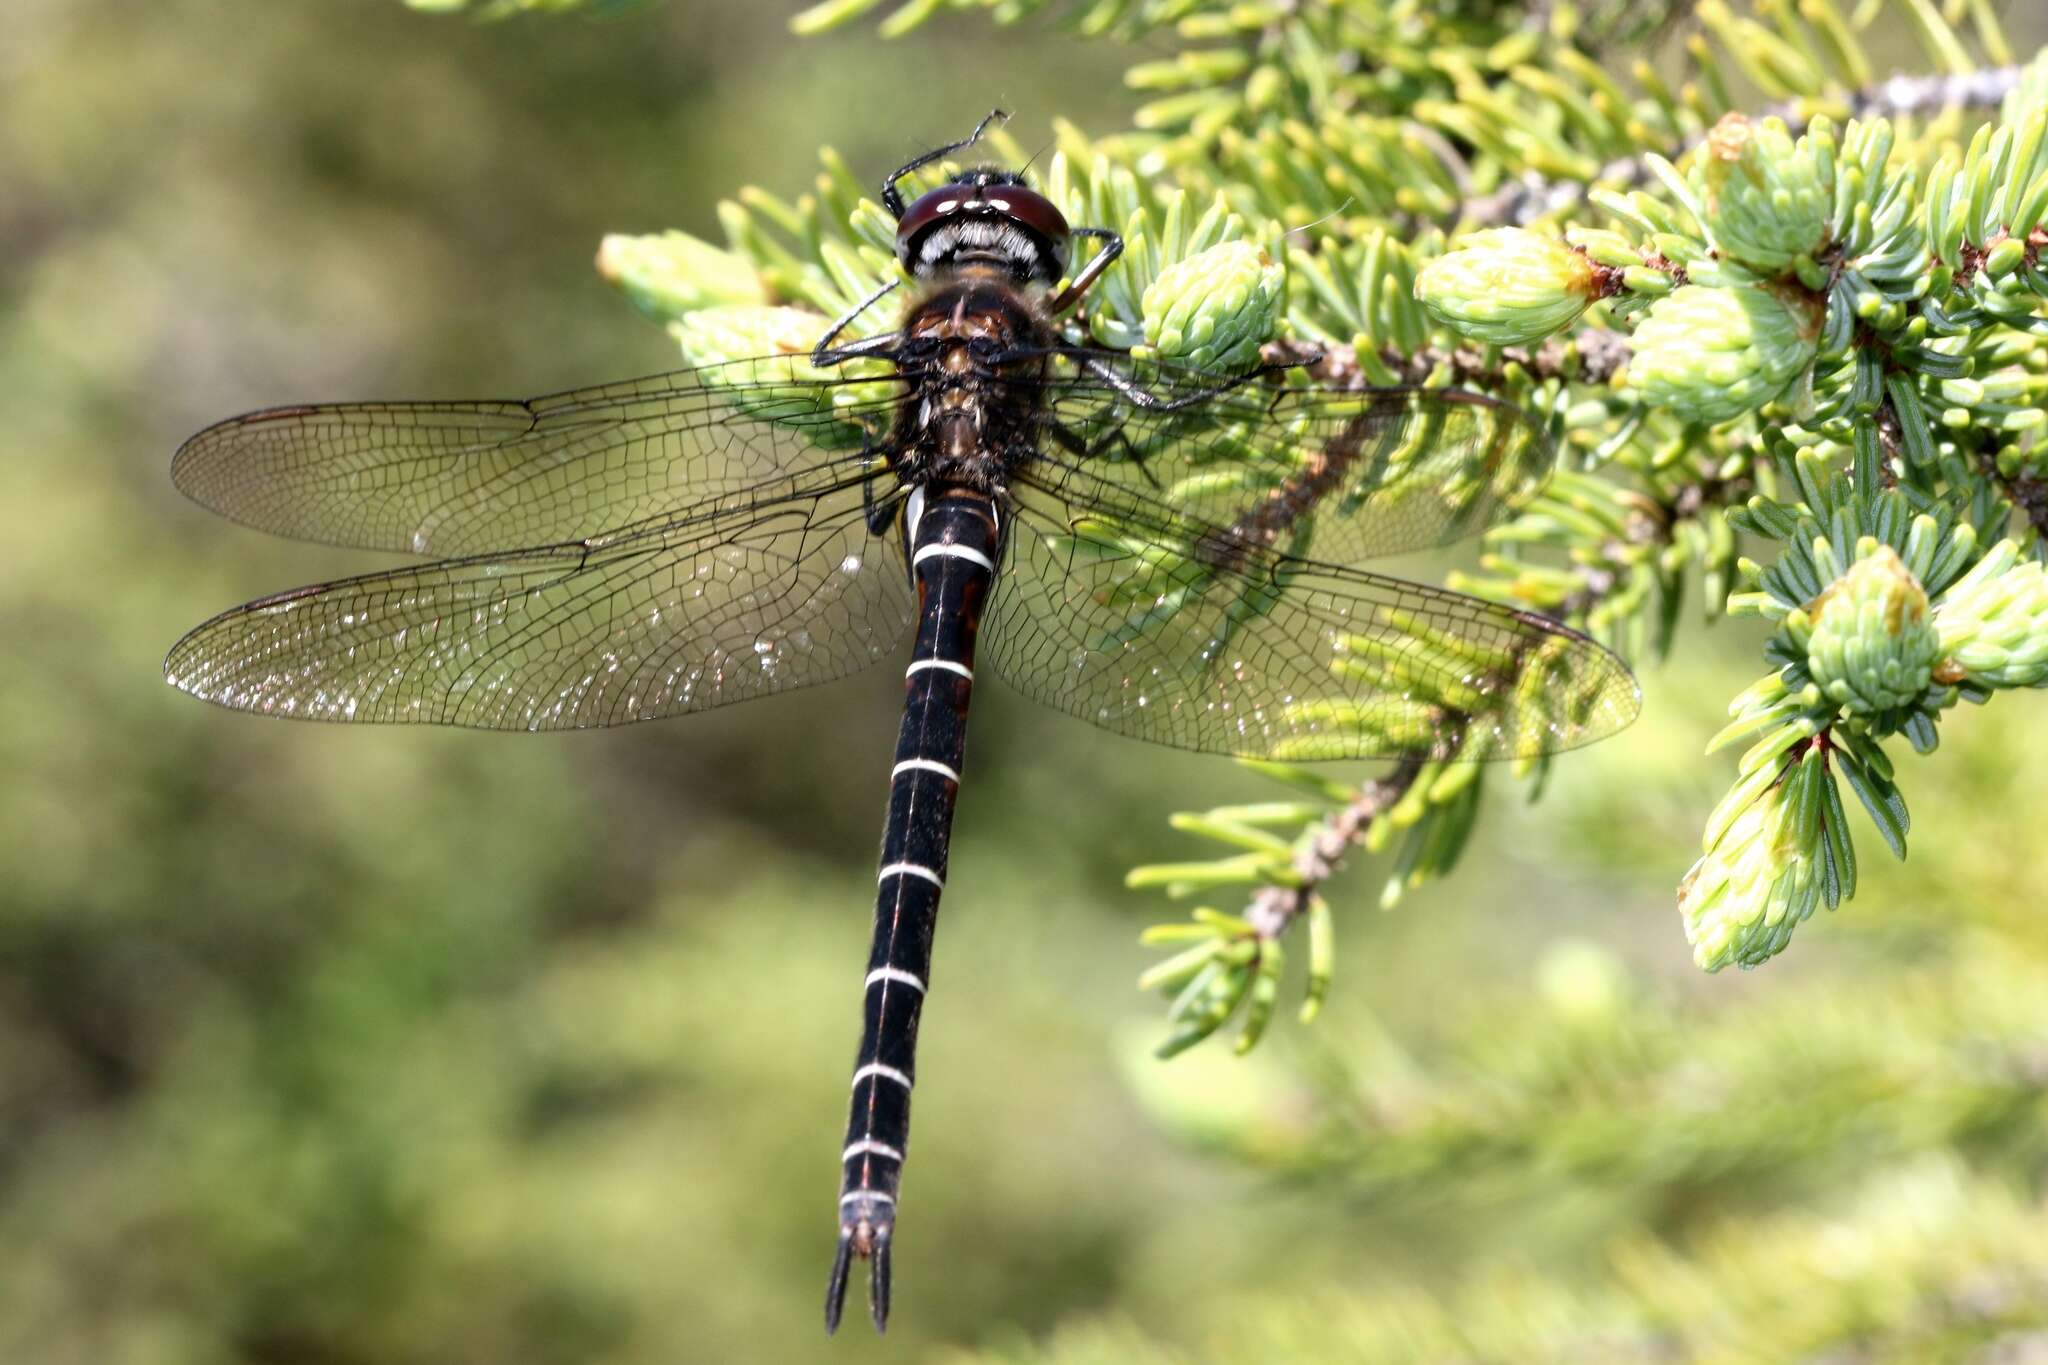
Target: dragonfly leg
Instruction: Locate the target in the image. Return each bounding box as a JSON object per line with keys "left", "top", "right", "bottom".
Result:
{"left": 1079, "top": 353, "right": 1304, "bottom": 413}
{"left": 1045, "top": 415, "right": 1166, "bottom": 493}
{"left": 1046, "top": 225, "right": 1124, "bottom": 316}
{"left": 812, "top": 281, "right": 904, "bottom": 366}
{"left": 862, "top": 469, "right": 907, "bottom": 539}
{"left": 882, "top": 109, "right": 1010, "bottom": 219}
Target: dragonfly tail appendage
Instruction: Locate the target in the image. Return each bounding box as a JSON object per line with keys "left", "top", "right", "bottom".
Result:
{"left": 823, "top": 1197, "right": 896, "bottom": 1334}
{"left": 825, "top": 1228, "right": 854, "bottom": 1333}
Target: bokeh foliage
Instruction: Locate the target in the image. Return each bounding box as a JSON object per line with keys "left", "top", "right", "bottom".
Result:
{"left": 5, "top": 1, "right": 2048, "bottom": 1362}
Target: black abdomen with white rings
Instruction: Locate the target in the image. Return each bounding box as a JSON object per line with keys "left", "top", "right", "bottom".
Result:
{"left": 826, "top": 483, "right": 1000, "bottom": 1333}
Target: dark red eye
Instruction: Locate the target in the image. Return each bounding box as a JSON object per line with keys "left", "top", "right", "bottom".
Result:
{"left": 894, "top": 181, "right": 1072, "bottom": 283}
{"left": 980, "top": 187, "right": 1070, "bottom": 260}
{"left": 894, "top": 183, "right": 968, "bottom": 263}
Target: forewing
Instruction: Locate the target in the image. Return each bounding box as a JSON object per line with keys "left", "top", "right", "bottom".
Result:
{"left": 171, "top": 358, "right": 900, "bottom": 556}
{"left": 1026, "top": 357, "right": 1554, "bottom": 566}
{"left": 988, "top": 464, "right": 1638, "bottom": 761}
{"left": 163, "top": 473, "right": 912, "bottom": 730}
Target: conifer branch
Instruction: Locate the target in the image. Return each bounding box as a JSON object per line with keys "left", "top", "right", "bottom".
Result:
{"left": 570, "top": 0, "right": 2048, "bottom": 1049}
{"left": 1241, "top": 757, "right": 1422, "bottom": 944}
{"left": 1266, "top": 330, "right": 1633, "bottom": 391}
{"left": 1466, "top": 64, "right": 2031, "bottom": 227}
{"left": 1166, "top": 439, "right": 1750, "bottom": 993}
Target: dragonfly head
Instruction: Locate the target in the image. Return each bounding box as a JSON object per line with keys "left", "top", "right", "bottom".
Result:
{"left": 896, "top": 168, "right": 1070, "bottom": 290}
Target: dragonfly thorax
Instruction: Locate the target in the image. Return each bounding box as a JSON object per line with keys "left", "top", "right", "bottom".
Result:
{"left": 888, "top": 278, "right": 1052, "bottom": 490}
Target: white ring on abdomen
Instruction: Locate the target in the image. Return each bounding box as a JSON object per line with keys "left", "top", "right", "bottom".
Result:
{"left": 912, "top": 541, "right": 996, "bottom": 574}
{"left": 852, "top": 1062, "right": 913, "bottom": 1091}
{"left": 876, "top": 862, "right": 943, "bottom": 890}
{"left": 891, "top": 757, "right": 960, "bottom": 784}
{"left": 864, "top": 965, "right": 928, "bottom": 992}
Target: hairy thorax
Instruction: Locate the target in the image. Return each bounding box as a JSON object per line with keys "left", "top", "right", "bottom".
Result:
{"left": 887, "top": 273, "right": 1053, "bottom": 492}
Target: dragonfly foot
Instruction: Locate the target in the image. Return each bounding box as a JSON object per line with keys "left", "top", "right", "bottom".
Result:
{"left": 824, "top": 1201, "right": 894, "bottom": 1334}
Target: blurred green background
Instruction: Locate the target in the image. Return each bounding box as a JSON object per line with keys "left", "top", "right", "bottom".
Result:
{"left": 6, "top": 3, "right": 2048, "bottom": 1361}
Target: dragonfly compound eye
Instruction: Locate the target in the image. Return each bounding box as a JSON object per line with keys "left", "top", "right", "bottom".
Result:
{"left": 896, "top": 181, "right": 1071, "bottom": 287}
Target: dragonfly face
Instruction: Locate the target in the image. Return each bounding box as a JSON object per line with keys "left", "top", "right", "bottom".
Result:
{"left": 894, "top": 170, "right": 1072, "bottom": 286}
{"left": 163, "top": 110, "right": 1641, "bottom": 1337}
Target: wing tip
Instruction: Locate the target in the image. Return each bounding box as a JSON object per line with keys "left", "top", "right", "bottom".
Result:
{"left": 1529, "top": 616, "right": 1643, "bottom": 754}
{"left": 169, "top": 402, "right": 313, "bottom": 471}
{"left": 161, "top": 619, "right": 226, "bottom": 706}
{"left": 167, "top": 425, "right": 215, "bottom": 498}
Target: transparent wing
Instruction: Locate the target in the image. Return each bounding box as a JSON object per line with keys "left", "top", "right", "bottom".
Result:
{"left": 163, "top": 471, "right": 912, "bottom": 730}
{"left": 1020, "top": 355, "right": 1554, "bottom": 567}
{"left": 170, "top": 357, "right": 901, "bottom": 556}
{"left": 987, "top": 461, "right": 1638, "bottom": 761}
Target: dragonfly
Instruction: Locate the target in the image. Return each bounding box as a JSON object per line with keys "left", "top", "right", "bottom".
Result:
{"left": 164, "top": 111, "right": 1640, "bottom": 1334}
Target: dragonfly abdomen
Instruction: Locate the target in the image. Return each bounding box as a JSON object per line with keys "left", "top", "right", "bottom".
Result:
{"left": 827, "top": 484, "right": 1000, "bottom": 1334}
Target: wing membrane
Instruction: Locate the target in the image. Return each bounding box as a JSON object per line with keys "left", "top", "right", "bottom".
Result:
{"left": 168, "top": 339, "right": 1631, "bottom": 752}
{"left": 988, "top": 462, "right": 1638, "bottom": 761}
{"left": 164, "top": 472, "right": 911, "bottom": 730}
{"left": 171, "top": 358, "right": 900, "bottom": 557}
{"left": 1023, "top": 358, "right": 1554, "bottom": 567}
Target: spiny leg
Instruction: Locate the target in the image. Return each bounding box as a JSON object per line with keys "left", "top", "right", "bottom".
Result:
{"left": 1077, "top": 352, "right": 1305, "bottom": 413}
{"left": 1045, "top": 414, "right": 1167, "bottom": 493}
{"left": 1046, "top": 225, "right": 1124, "bottom": 316}
{"left": 812, "top": 280, "right": 903, "bottom": 367}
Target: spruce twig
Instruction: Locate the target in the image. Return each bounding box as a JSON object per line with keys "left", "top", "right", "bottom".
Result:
{"left": 1242, "top": 757, "right": 1424, "bottom": 944}
{"left": 1465, "top": 64, "right": 2031, "bottom": 227}
{"left": 574, "top": 0, "right": 2048, "bottom": 1047}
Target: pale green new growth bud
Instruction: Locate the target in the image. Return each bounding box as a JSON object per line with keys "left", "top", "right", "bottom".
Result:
{"left": 597, "top": 232, "right": 766, "bottom": 324}
{"left": 670, "top": 305, "right": 889, "bottom": 448}
{"left": 1416, "top": 228, "right": 1600, "bottom": 346}
{"left": 1625, "top": 284, "right": 1819, "bottom": 423}
{"left": 1805, "top": 545, "right": 1937, "bottom": 712}
{"left": 1679, "top": 748, "right": 1827, "bottom": 971}
{"left": 670, "top": 304, "right": 827, "bottom": 371}
{"left": 1142, "top": 240, "right": 1286, "bottom": 372}
{"left": 1934, "top": 539, "right": 2048, "bottom": 686}
{"left": 1692, "top": 115, "right": 1834, "bottom": 273}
